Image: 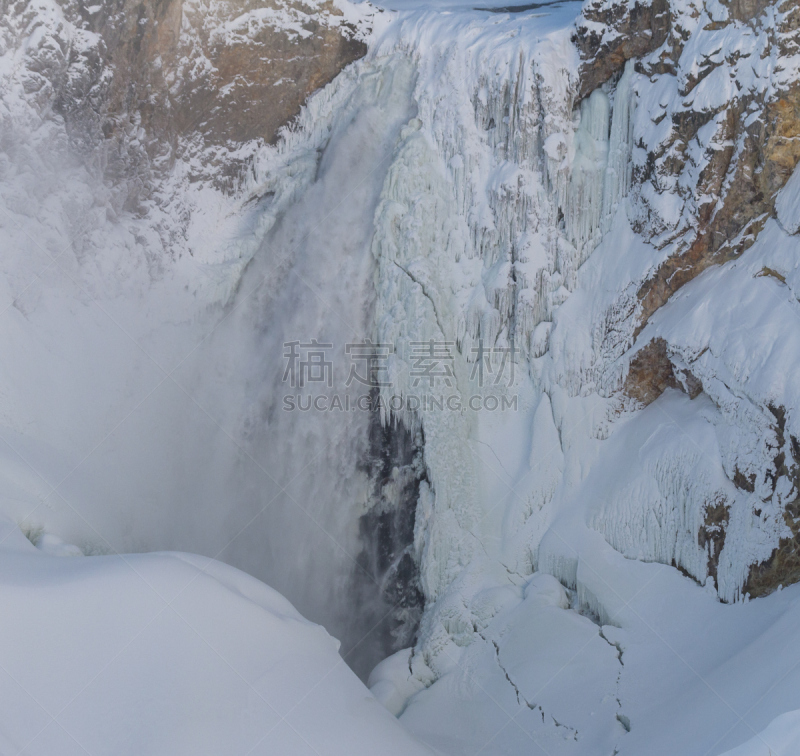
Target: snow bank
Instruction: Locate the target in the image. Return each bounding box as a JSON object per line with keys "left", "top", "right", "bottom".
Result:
{"left": 0, "top": 517, "right": 432, "bottom": 755}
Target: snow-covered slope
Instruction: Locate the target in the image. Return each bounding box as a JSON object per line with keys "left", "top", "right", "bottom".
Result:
{"left": 0, "top": 515, "right": 433, "bottom": 755}
{"left": 3, "top": 0, "right": 800, "bottom": 752}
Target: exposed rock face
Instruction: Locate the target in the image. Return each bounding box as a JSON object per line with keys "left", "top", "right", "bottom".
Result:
{"left": 745, "top": 499, "right": 800, "bottom": 597}
{"left": 169, "top": 0, "right": 367, "bottom": 149}
{"left": 698, "top": 496, "right": 729, "bottom": 588}
{"left": 575, "top": 0, "right": 800, "bottom": 598}
{"left": 578, "top": 0, "right": 800, "bottom": 339}
{"left": 2, "top": 0, "right": 367, "bottom": 209}
{"left": 574, "top": 0, "right": 670, "bottom": 98}
{"left": 743, "top": 406, "right": 800, "bottom": 596}
{"left": 633, "top": 79, "right": 800, "bottom": 338}
{"left": 623, "top": 337, "right": 702, "bottom": 405}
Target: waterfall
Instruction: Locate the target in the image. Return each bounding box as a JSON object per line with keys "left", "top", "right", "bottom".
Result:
{"left": 0, "top": 0, "right": 639, "bottom": 683}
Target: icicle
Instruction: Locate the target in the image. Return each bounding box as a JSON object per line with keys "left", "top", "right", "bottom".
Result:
{"left": 602, "top": 60, "right": 636, "bottom": 233}
{"left": 563, "top": 89, "right": 610, "bottom": 264}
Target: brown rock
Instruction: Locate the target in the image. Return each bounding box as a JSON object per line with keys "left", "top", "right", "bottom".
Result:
{"left": 623, "top": 336, "right": 703, "bottom": 405}
{"left": 170, "top": 0, "right": 368, "bottom": 147}
{"left": 573, "top": 0, "right": 670, "bottom": 99}
{"left": 574, "top": 0, "right": 800, "bottom": 339}
{"left": 698, "top": 498, "right": 729, "bottom": 590}
{"left": 624, "top": 337, "right": 680, "bottom": 406}
{"left": 744, "top": 499, "right": 800, "bottom": 598}
{"left": 5, "top": 0, "right": 368, "bottom": 208}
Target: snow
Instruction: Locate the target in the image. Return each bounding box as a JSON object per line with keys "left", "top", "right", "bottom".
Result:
{"left": 3, "top": 0, "right": 800, "bottom": 753}
{"left": 719, "top": 711, "right": 800, "bottom": 756}
{"left": 367, "top": 647, "right": 427, "bottom": 716}
{"left": 0, "top": 516, "right": 432, "bottom": 755}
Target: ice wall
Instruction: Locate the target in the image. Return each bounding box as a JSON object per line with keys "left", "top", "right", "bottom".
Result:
{"left": 333, "top": 9, "right": 646, "bottom": 680}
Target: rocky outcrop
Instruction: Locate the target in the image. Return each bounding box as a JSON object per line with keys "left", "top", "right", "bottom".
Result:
{"left": 166, "top": 0, "right": 366, "bottom": 149}
{"left": 576, "top": 0, "right": 800, "bottom": 599}
{"left": 742, "top": 406, "right": 800, "bottom": 596}
{"left": 745, "top": 498, "right": 800, "bottom": 598}
{"left": 698, "top": 497, "right": 729, "bottom": 589}
{"left": 633, "top": 80, "right": 800, "bottom": 337}
{"left": 577, "top": 0, "right": 800, "bottom": 339}
{"left": 623, "top": 337, "right": 702, "bottom": 406}
{"left": 573, "top": 0, "right": 670, "bottom": 99}
{"left": 2, "top": 0, "right": 368, "bottom": 209}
